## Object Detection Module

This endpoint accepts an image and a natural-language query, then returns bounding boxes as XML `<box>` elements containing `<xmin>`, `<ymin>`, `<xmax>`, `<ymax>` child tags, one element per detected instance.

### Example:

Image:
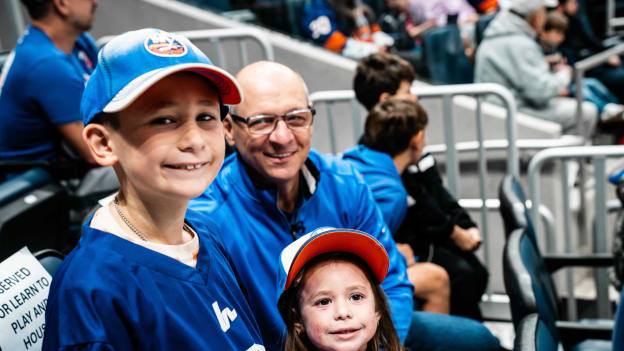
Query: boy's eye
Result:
<box><xmin>350</xmin><ymin>293</ymin><xmax>364</xmax><ymax>301</ymax></box>
<box><xmin>197</xmin><ymin>113</ymin><xmax>217</xmax><ymax>122</ymax></box>
<box><xmin>150</xmin><ymin>117</ymin><xmax>175</xmax><ymax>125</ymax></box>
<box><xmin>315</xmin><ymin>298</ymin><xmax>331</xmax><ymax>306</ymax></box>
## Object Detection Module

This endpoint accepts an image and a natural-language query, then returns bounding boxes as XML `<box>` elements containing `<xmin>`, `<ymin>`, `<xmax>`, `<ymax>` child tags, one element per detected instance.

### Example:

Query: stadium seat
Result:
<box><xmin>33</xmin><ymin>249</ymin><xmax>65</xmax><ymax>277</ymax></box>
<box><xmin>498</xmin><ymin>175</ymin><xmax>535</xmax><ymax>239</ymax></box>
<box><xmin>422</xmin><ymin>24</ymin><xmax>474</xmax><ymax>85</ymax></box>
<box><xmin>0</xmin><ymin>168</ymin><xmax>69</xmax><ymax>261</ymax></box>
<box><xmin>514</xmin><ymin>313</ymin><xmax>557</xmax><ymax>351</ymax></box>
<box><xmin>503</xmin><ymin>228</ymin><xmax>613</xmax><ymax>350</ymax></box>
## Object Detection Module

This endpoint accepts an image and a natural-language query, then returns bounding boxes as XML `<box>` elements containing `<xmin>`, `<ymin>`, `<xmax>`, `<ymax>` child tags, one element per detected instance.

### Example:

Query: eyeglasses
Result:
<box><xmin>230</xmin><ymin>108</ymin><xmax>316</xmax><ymax>135</ymax></box>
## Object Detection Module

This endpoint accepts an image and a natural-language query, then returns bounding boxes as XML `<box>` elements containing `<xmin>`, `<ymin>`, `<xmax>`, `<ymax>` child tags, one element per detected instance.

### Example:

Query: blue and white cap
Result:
<box><xmin>81</xmin><ymin>28</ymin><xmax>242</xmax><ymax>124</ymax></box>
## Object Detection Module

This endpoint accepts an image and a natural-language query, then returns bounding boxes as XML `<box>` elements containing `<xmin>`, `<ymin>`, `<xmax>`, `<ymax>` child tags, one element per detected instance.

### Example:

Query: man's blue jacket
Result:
<box><xmin>188</xmin><ymin>150</ymin><xmax>414</xmax><ymax>349</ymax></box>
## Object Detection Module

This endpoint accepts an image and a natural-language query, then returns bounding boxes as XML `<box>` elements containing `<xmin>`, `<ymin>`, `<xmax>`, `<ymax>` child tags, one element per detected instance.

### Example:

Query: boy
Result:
<box><xmin>539</xmin><ymin>10</ymin><xmax>624</xmax><ymax>122</ymax></box>
<box><xmin>43</xmin><ymin>28</ymin><xmax>264</xmax><ymax>350</ymax></box>
<box><xmin>351</xmin><ymin>53</ymin><xmax>488</xmax><ymax>320</ymax></box>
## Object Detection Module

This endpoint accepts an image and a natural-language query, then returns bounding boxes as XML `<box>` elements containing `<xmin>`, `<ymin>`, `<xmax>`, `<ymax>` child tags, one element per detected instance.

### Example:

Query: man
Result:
<box><xmin>352</xmin><ymin>52</ymin><xmax>488</xmax><ymax>321</ymax></box>
<box><xmin>0</xmin><ymin>0</ymin><xmax>98</xmax><ymax>164</ymax></box>
<box><xmin>474</xmin><ymin>0</ymin><xmax>597</xmax><ymax>134</ymax></box>
<box><xmin>189</xmin><ymin>61</ymin><xmax>500</xmax><ymax>350</ymax></box>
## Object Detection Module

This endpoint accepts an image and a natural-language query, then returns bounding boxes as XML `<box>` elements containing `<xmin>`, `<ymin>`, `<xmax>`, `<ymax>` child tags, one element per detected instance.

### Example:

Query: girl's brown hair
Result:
<box><xmin>278</xmin><ymin>252</ymin><xmax>403</xmax><ymax>351</ymax></box>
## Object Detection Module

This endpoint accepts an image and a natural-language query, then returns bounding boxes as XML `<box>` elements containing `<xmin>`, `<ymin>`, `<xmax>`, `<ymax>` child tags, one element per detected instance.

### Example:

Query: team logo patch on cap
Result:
<box><xmin>144</xmin><ymin>33</ymin><xmax>187</xmax><ymax>57</ymax></box>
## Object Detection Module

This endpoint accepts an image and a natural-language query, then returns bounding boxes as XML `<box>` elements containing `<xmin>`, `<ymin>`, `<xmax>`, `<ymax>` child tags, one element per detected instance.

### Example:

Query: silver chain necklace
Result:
<box><xmin>113</xmin><ymin>196</ymin><xmax>192</xmax><ymax>242</ymax></box>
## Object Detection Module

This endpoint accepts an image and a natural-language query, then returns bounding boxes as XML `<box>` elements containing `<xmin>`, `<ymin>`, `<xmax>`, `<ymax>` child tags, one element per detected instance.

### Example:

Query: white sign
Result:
<box><xmin>0</xmin><ymin>247</ymin><xmax>53</xmax><ymax>351</ymax></box>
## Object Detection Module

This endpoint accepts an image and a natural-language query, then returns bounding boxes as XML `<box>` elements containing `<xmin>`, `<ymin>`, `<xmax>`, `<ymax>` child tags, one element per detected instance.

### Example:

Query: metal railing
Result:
<box><xmin>607</xmin><ymin>0</ymin><xmax>624</xmax><ymax>36</ymax></box>
<box><xmin>528</xmin><ymin>145</ymin><xmax>624</xmax><ymax>319</ymax></box>
<box><xmin>97</xmin><ymin>27</ymin><xmax>274</xmax><ymax>68</ymax></box>
<box><xmin>5</xmin><ymin>0</ymin><xmax>25</xmax><ymax>44</ymax></box>
<box><xmin>311</xmin><ymin>84</ymin><xmax>524</xmax><ymax>297</ymax></box>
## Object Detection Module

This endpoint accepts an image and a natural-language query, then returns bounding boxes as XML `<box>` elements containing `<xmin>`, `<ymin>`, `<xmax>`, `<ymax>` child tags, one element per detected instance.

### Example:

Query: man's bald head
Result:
<box><xmin>234</xmin><ymin>61</ymin><xmax>308</xmax><ymax>115</ymax></box>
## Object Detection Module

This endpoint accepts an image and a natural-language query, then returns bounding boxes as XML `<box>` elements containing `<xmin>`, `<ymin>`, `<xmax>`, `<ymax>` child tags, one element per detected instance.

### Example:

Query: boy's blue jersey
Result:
<box><xmin>43</xmin><ymin>211</ymin><xmax>264</xmax><ymax>350</ymax></box>
<box><xmin>0</xmin><ymin>26</ymin><xmax>97</xmax><ymax>161</ymax></box>
<box><xmin>342</xmin><ymin>145</ymin><xmax>408</xmax><ymax>235</ymax></box>
<box><xmin>188</xmin><ymin>150</ymin><xmax>414</xmax><ymax>349</ymax></box>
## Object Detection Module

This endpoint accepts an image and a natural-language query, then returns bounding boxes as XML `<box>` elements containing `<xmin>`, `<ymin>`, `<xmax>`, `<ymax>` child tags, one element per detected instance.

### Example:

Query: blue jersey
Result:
<box><xmin>0</xmin><ymin>26</ymin><xmax>97</xmax><ymax>161</ymax></box>
<box><xmin>342</xmin><ymin>145</ymin><xmax>408</xmax><ymax>235</ymax></box>
<box><xmin>43</xmin><ymin>211</ymin><xmax>264</xmax><ymax>350</ymax></box>
<box><xmin>188</xmin><ymin>150</ymin><xmax>414</xmax><ymax>349</ymax></box>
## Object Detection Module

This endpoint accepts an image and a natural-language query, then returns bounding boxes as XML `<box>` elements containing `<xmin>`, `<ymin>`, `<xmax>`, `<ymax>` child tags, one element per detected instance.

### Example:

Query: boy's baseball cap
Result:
<box><xmin>280</xmin><ymin>227</ymin><xmax>389</xmax><ymax>290</ymax></box>
<box><xmin>81</xmin><ymin>28</ymin><xmax>242</xmax><ymax>124</ymax></box>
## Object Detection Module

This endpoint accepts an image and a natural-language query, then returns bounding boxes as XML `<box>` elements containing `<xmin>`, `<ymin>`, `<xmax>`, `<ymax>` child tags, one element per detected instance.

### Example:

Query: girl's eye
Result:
<box><xmin>315</xmin><ymin>298</ymin><xmax>331</xmax><ymax>306</ymax></box>
<box><xmin>150</xmin><ymin>117</ymin><xmax>174</xmax><ymax>125</ymax></box>
<box><xmin>350</xmin><ymin>293</ymin><xmax>364</xmax><ymax>301</ymax></box>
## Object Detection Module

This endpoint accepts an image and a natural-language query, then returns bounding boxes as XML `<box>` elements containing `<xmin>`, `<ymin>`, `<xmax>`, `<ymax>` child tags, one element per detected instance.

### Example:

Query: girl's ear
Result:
<box><xmin>83</xmin><ymin>124</ymin><xmax>118</xmax><ymax>167</ymax></box>
<box><xmin>292</xmin><ymin>307</ymin><xmax>305</xmax><ymax>334</ymax></box>
<box><xmin>294</xmin><ymin>322</ymin><xmax>304</xmax><ymax>335</ymax></box>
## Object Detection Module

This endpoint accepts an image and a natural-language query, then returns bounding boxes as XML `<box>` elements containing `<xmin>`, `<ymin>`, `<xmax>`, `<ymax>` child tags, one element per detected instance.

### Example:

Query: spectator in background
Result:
<box><xmin>467</xmin><ymin>0</ymin><xmax>498</xmax><ymax>14</ymax></box>
<box><xmin>475</xmin><ymin>0</ymin><xmax>598</xmax><ymax>134</ymax></box>
<box><xmin>352</xmin><ymin>53</ymin><xmax>490</xmax><ymax>321</ymax></box>
<box><xmin>302</xmin><ymin>0</ymin><xmax>394</xmax><ymax>59</ymax></box>
<box><xmin>556</xmin><ymin>0</ymin><xmax>624</xmax><ymax>105</ymax></box>
<box><xmin>342</xmin><ymin>98</ymin><xmax>451</xmax><ymax>315</ymax></box>
<box><xmin>0</xmin><ymin>0</ymin><xmax>98</xmax><ymax>165</ymax></box>
<box><xmin>540</xmin><ymin>11</ymin><xmax>624</xmax><ymax>123</ymax></box>
<box><xmin>408</xmin><ymin>0</ymin><xmax>479</xmax><ymax>28</ymax></box>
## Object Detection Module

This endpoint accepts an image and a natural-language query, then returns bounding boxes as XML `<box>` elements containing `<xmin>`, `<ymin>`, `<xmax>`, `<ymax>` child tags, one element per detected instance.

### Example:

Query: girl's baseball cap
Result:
<box><xmin>280</xmin><ymin>227</ymin><xmax>389</xmax><ymax>290</ymax></box>
<box><xmin>81</xmin><ymin>28</ymin><xmax>242</xmax><ymax>124</ymax></box>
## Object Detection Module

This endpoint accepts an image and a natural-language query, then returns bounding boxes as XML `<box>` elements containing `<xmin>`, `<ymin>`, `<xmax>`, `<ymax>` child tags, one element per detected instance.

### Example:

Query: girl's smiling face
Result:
<box><xmin>297</xmin><ymin>259</ymin><xmax>380</xmax><ymax>351</ymax></box>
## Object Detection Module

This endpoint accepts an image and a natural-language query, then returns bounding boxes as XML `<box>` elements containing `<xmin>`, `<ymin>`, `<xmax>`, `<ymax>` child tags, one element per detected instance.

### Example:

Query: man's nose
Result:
<box><xmin>268</xmin><ymin>119</ymin><xmax>294</xmax><ymax>144</ymax></box>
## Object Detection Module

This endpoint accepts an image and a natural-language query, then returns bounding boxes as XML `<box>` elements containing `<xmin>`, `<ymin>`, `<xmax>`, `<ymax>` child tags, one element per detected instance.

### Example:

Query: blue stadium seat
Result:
<box><xmin>514</xmin><ymin>313</ymin><xmax>557</xmax><ymax>351</ymax></box>
<box><xmin>33</xmin><ymin>249</ymin><xmax>65</xmax><ymax>277</ymax></box>
<box><xmin>498</xmin><ymin>175</ymin><xmax>537</xmax><ymax>240</ymax></box>
<box><xmin>504</xmin><ymin>228</ymin><xmax>612</xmax><ymax>350</ymax></box>
<box><xmin>0</xmin><ymin>168</ymin><xmax>69</xmax><ymax>260</ymax></box>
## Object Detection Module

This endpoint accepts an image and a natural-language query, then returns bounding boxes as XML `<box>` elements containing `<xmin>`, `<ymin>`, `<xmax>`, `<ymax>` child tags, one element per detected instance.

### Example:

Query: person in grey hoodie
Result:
<box><xmin>474</xmin><ymin>0</ymin><xmax>597</xmax><ymax>135</ymax></box>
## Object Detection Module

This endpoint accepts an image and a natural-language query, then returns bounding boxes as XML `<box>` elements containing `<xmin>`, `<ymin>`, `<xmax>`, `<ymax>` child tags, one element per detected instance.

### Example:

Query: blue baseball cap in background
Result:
<box><xmin>81</xmin><ymin>28</ymin><xmax>242</xmax><ymax>124</ymax></box>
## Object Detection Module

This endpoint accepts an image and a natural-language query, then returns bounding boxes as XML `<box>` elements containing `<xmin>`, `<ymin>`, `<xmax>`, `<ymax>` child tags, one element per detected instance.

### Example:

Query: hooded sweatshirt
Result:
<box><xmin>474</xmin><ymin>10</ymin><xmax>571</xmax><ymax>117</ymax></box>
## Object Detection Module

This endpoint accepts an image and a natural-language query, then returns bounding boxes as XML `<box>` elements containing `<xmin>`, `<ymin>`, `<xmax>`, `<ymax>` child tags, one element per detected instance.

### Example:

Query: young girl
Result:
<box><xmin>278</xmin><ymin>227</ymin><xmax>402</xmax><ymax>351</ymax></box>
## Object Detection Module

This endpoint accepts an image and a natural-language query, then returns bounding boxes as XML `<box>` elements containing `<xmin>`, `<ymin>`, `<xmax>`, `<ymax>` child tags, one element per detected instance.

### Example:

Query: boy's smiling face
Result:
<box><xmin>109</xmin><ymin>72</ymin><xmax>225</xmax><ymax>201</ymax></box>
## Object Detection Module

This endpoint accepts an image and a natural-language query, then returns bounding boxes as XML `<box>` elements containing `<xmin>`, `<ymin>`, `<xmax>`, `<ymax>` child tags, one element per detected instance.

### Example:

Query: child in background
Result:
<box><xmin>539</xmin><ymin>11</ymin><xmax>624</xmax><ymax>122</ymax></box>
<box><xmin>43</xmin><ymin>28</ymin><xmax>264</xmax><ymax>350</ymax></box>
<box><xmin>278</xmin><ymin>227</ymin><xmax>402</xmax><ymax>351</ymax></box>
<box><xmin>302</xmin><ymin>0</ymin><xmax>394</xmax><ymax>59</ymax></box>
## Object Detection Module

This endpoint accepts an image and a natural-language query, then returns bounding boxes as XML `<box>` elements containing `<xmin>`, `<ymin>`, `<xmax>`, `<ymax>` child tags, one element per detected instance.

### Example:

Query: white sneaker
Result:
<box><xmin>600</xmin><ymin>103</ymin><xmax>624</xmax><ymax>123</ymax></box>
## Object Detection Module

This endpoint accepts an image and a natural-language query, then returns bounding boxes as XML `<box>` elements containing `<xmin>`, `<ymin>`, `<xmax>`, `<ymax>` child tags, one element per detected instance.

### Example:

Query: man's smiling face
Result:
<box><xmin>225</xmin><ymin>64</ymin><xmax>312</xmax><ymax>186</ymax></box>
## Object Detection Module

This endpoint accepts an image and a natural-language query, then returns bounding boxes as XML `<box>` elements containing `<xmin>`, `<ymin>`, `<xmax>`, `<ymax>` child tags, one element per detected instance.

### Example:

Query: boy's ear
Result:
<box><xmin>379</xmin><ymin>92</ymin><xmax>391</xmax><ymax>103</ymax></box>
<box><xmin>82</xmin><ymin>124</ymin><xmax>118</xmax><ymax>167</ymax></box>
<box><xmin>410</xmin><ymin>130</ymin><xmax>424</xmax><ymax>148</ymax></box>
<box><xmin>223</xmin><ymin>117</ymin><xmax>236</xmax><ymax>146</ymax></box>
<box><xmin>52</xmin><ymin>0</ymin><xmax>70</xmax><ymax>16</ymax></box>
